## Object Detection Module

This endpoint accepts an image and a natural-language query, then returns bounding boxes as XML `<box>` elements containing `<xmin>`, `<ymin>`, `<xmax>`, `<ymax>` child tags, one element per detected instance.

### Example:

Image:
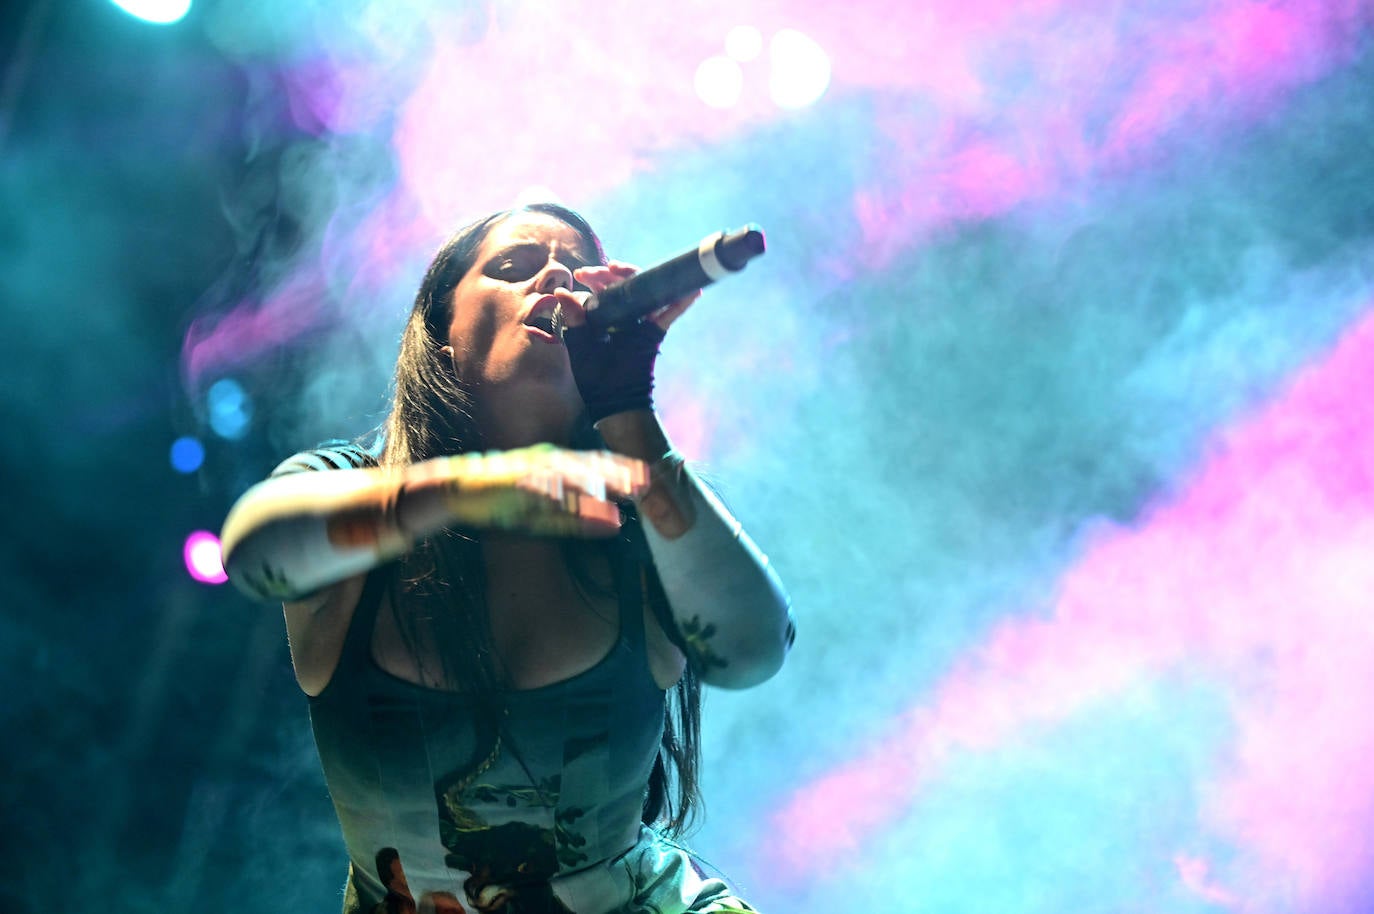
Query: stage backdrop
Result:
<box><xmin>3</xmin><ymin>0</ymin><xmax>1373</xmax><ymax>910</ymax></box>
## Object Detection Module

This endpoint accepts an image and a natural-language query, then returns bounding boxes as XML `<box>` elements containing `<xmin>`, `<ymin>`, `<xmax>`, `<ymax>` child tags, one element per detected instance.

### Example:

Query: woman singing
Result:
<box><xmin>220</xmin><ymin>203</ymin><xmax>794</xmax><ymax>913</ymax></box>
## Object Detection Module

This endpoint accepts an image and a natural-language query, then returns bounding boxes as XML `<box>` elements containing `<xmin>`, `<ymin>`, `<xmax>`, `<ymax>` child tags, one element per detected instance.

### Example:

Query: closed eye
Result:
<box><xmin>488</xmin><ymin>250</ymin><xmax>539</xmax><ymax>281</ymax></box>
<box><xmin>485</xmin><ymin>243</ymin><xmax>593</xmax><ymax>284</ymax></box>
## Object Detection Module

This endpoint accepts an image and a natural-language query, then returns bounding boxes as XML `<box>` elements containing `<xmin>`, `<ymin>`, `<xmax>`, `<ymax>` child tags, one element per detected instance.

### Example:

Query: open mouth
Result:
<box><xmin>526</xmin><ymin>314</ymin><xmax>558</xmax><ymax>335</ymax></box>
<box><xmin>523</xmin><ymin>297</ymin><xmax>564</xmax><ymax>340</ymax></box>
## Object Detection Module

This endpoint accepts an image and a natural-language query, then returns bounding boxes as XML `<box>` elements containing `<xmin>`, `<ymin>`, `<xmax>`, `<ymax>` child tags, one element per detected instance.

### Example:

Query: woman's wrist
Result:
<box><xmin>637</xmin><ymin>450</ymin><xmax>695</xmax><ymax>539</ymax></box>
<box><xmin>592</xmin><ymin>409</ymin><xmax>670</xmax><ymax>460</ymax></box>
<box><xmin>593</xmin><ymin>410</ymin><xmax>695</xmax><ymax>538</ymax></box>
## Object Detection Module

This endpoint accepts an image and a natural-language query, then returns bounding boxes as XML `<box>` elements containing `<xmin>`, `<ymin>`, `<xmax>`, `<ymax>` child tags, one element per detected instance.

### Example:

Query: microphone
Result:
<box><xmin>584</xmin><ymin>225</ymin><xmax>766</xmax><ymax>329</ymax></box>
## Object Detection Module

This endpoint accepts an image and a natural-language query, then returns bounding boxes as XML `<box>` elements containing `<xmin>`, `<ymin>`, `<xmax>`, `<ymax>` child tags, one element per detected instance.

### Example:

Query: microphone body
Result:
<box><xmin>585</xmin><ymin>225</ymin><xmax>766</xmax><ymax>329</ymax></box>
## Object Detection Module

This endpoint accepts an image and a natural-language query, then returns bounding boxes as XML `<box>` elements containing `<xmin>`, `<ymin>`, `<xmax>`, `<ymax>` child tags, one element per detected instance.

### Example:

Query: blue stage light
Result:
<box><xmin>207</xmin><ymin>378</ymin><xmax>252</xmax><ymax>440</ymax></box>
<box><xmin>169</xmin><ymin>436</ymin><xmax>205</xmax><ymax>473</ymax></box>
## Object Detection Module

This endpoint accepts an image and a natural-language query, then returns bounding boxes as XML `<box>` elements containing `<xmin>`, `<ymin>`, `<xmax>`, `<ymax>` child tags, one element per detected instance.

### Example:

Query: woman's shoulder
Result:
<box><xmin>266</xmin><ymin>438</ymin><xmax>384</xmax><ymax>696</ymax></box>
<box><xmin>270</xmin><ymin>439</ymin><xmax>383</xmax><ymax>477</ymax></box>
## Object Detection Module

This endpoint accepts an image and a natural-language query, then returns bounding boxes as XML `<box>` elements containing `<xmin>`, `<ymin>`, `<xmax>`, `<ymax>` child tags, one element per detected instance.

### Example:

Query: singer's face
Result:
<box><xmin>445</xmin><ymin>212</ymin><xmax>597</xmax><ymax>411</ymax></box>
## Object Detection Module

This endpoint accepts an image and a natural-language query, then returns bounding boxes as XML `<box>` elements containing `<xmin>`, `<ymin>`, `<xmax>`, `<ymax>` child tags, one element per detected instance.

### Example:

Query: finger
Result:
<box><xmin>541</xmin><ymin>450</ymin><xmax>646</xmax><ymax>501</ymax></box>
<box><xmin>574</xmin><ymin>494</ymin><xmax>623</xmax><ymax>537</ymax></box>
<box><xmin>557</xmin><ymin>457</ymin><xmax>607</xmax><ymax>501</ymax></box>
<box><xmin>552</xmin><ymin>288</ymin><xmax>591</xmax><ymax>328</ymax></box>
<box><xmin>572</xmin><ymin>266</ymin><xmax>620</xmax><ymax>294</ymax></box>
<box><xmin>570</xmin><ymin>451</ymin><xmax>648</xmax><ymax>500</ymax></box>
<box><xmin>574</xmin><ymin>262</ymin><xmax>638</xmax><ymax>293</ymax></box>
<box><xmin>603</xmin><ymin>453</ymin><xmax>650</xmax><ymax>498</ymax></box>
<box><xmin>509</xmin><ymin>480</ymin><xmax>621</xmax><ymax>538</ymax></box>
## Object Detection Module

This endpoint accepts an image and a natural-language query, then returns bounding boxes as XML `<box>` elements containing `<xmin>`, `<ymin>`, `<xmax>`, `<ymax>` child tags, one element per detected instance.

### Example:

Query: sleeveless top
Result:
<box><xmin>278</xmin><ymin>446</ymin><xmax>752</xmax><ymax>914</ymax></box>
<box><xmin>312</xmin><ymin>560</ymin><xmax>672</xmax><ymax>912</ymax></box>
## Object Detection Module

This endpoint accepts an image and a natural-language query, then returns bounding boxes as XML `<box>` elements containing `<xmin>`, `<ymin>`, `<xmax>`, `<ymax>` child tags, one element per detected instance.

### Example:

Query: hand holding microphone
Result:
<box><xmin>584</xmin><ymin>224</ymin><xmax>766</xmax><ymax>329</ymax></box>
<box><xmin>555</xmin><ymin>225</ymin><xmax>767</xmax><ymax>422</ymax></box>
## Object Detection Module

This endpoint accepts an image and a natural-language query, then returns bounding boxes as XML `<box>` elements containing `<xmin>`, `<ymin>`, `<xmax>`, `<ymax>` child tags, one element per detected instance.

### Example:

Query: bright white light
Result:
<box><xmin>513</xmin><ymin>185</ymin><xmax>563</xmax><ymax>208</ymax></box>
<box><xmin>110</xmin><ymin>0</ymin><xmax>192</xmax><ymax>25</ymax></box>
<box><xmin>725</xmin><ymin>25</ymin><xmax>763</xmax><ymax>62</ymax></box>
<box><xmin>184</xmin><ymin>531</ymin><xmax>228</xmax><ymax>585</ymax></box>
<box><xmin>695</xmin><ymin>56</ymin><xmax>744</xmax><ymax>110</ymax></box>
<box><xmin>769</xmin><ymin>29</ymin><xmax>831</xmax><ymax>109</ymax></box>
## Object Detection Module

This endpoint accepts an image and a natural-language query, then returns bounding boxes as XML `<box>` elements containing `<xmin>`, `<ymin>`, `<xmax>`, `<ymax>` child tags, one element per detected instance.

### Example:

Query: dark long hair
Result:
<box><xmin>378</xmin><ymin>202</ymin><xmax>703</xmax><ymax>835</ymax></box>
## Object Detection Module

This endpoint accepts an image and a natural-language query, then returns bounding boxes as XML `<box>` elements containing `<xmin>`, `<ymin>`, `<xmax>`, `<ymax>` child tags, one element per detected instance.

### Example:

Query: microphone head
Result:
<box><xmin>718</xmin><ymin>224</ymin><xmax>766</xmax><ymax>270</ymax></box>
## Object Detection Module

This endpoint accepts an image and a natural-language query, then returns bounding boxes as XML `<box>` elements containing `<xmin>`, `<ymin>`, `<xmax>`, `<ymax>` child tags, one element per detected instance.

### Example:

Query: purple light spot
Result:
<box><xmin>183</xmin><ymin>531</ymin><xmax>228</xmax><ymax>585</ymax></box>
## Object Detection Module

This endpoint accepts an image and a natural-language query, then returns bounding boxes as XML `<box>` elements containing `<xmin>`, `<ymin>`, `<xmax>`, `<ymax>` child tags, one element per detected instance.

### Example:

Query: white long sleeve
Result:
<box><xmin>640</xmin><ymin>473</ymin><xmax>795</xmax><ymax>689</ymax></box>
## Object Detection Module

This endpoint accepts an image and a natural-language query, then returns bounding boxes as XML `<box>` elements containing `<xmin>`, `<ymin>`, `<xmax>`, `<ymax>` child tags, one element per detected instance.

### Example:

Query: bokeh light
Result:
<box><xmin>768</xmin><ymin>28</ymin><xmax>831</xmax><ymax>109</ymax></box>
<box><xmin>169</xmin><ymin>435</ymin><xmax>205</xmax><ymax>474</ymax></box>
<box><xmin>725</xmin><ymin>25</ymin><xmax>764</xmax><ymax>62</ymax></box>
<box><xmin>695</xmin><ymin>55</ymin><xmax>745</xmax><ymax>109</ymax></box>
<box><xmin>182</xmin><ymin>531</ymin><xmax>228</xmax><ymax>584</ymax></box>
<box><xmin>206</xmin><ymin>378</ymin><xmax>251</xmax><ymax>440</ymax></box>
<box><xmin>512</xmin><ymin>184</ymin><xmax>564</xmax><ymax>208</ymax></box>
<box><xmin>109</xmin><ymin>0</ymin><xmax>192</xmax><ymax>25</ymax></box>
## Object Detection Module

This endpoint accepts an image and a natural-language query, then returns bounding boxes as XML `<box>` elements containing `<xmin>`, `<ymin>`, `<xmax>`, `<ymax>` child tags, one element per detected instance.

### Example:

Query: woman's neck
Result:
<box><xmin>471</xmin><ymin>386</ymin><xmax>581</xmax><ymax>451</ymax></box>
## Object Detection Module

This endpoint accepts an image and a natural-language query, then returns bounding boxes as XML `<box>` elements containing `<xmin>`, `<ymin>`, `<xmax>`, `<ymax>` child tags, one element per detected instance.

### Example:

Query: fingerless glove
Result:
<box><xmin>563</xmin><ymin>320</ymin><xmax>665</xmax><ymax>423</ymax></box>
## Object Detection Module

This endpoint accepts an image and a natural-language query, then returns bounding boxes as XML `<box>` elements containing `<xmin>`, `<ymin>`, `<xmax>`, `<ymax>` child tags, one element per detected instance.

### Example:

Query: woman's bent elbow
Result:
<box><xmin>697</xmin><ymin>614</ymin><xmax>795</xmax><ymax>690</ymax></box>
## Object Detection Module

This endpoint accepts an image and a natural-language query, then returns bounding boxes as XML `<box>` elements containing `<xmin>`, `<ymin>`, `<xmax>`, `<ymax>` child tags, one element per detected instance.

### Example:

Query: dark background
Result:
<box><xmin>1</xmin><ymin>1</ymin><xmax>346</xmax><ymax>906</ymax></box>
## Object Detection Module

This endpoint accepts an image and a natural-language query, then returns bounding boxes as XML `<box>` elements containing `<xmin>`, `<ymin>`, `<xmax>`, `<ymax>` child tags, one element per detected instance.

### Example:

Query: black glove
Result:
<box><xmin>562</xmin><ymin>320</ymin><xmax>665</xmax><ymax>423</ymax></box>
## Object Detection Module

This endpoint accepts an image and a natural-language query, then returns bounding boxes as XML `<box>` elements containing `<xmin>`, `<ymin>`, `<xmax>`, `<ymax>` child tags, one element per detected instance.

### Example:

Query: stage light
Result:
<box><xmin>513</xmin><ymin>185</ymin><xmax>562</xmax><ymax>207</ymax></box>
<box><xmin>695</xmin><ymin>55</ymin><xmax>744</xmax><ymax>109</ymax></box>
<box><xmin>725</xmin><ymin>25</ymin><xmax>763</xmax><ymax>62</ymax></box>
<box><xmin>769</xmin><ymin>29</ymin><xmax>831</xmax><ymax>109</ymax></box>
<box><xmin>183</xmin><ymin>531</ymin><xmax>228</xmax><ymax>585</ymax></box>
<box><xmin>207</xmin><ymin>378</ymin><xmax>252</xmax><ymax>440</ymax></box>
<box><xmin>109</xmin><ymin>0</ymin><xmax>191</xmax><ymax>25</ymax></box>
<box><xmin>169</xmin><ymin>436</ymin><xmax>205</xmax><ymax>474</ymax></box>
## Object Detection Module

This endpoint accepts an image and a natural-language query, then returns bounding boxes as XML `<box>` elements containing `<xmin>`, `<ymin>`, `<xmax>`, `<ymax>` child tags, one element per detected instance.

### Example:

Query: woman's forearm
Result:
<box><xmin>221</xmin><ymin>465</ymin><xmax>417</xmax><ymax>602</ymax></box>
<box><xmin>596</xmin><ymin>410</ymin><xmax>796</xmax><ymax>689</ymax></box>
<box><xmin>221</xmin><ymin>448</ymin><xmax>638</xmax><ymax>602</ymax></box>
